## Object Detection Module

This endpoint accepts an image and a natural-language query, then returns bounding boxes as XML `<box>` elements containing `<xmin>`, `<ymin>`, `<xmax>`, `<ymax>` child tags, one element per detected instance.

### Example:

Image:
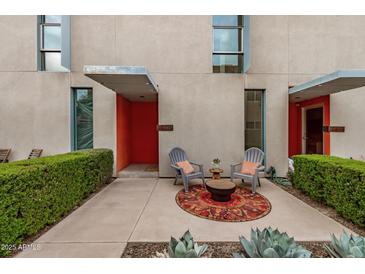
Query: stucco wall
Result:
<box><xmin>286</xmin><ymin>15</ymin><xmax>365</xmax><ymax>162</ymax></box>
<box><xmin>71</xmin><ymin>16</ymin><xmax>118</xmax><ymax>72</ymax></box>
<box><xmin>0</xmin><ymin>72</ymin><xmax>71</xmax><ymax>161</ymax></box>
<box><xmin>2</xmin><ymin>15</ymin><xmax>365</xmax><ymax>176</ymax></box>
<box><xmin>246</xmin><ymin>16</ymin><xmax>290</xmax><ymax>176</ymax></box>
<box><xmin>0</xmin><ymin>16</ymin><xmax>36</xmax><ymax>71</ymax></box>
<box><xmin>330</xmin><ymin>87</ymin><xmax>365</xmax><ymax>161</ymax></box>
<box><xmin>248</xmin><ymin>15</ymin><xmax>365</xmax><ymax>174</ymax></box>
<box><xmin>288</xmin><ymin>16</ymin><xmax>365</xmax><ymax>74</ymax></box>
<box><xmin>245</xmin><ymin>74</ymin><xmax>289</xmax><ymax>176</ymax></box>
<box><xmin>71</xmin><ymin>15</ymin><xmax>246</xmax><ymax>176</ymax></box>
<box><xmin>71</xmin><ymin>15</ymin><xmax>212</xmax><ymax>73</ymax></box>
<box><xmin>70</xmin><ymin>73</ymin><xmax>117</xmax><ymax>170</ymax></box>
<box><xmin>156</xmin><ymin>73</ymin><xmax>245</xmax><ymax>177</ymax></box>
<box><xmin>0</xmin><ymin>16</ymin><xmax>117</xmax><ymax>167</ymax></box>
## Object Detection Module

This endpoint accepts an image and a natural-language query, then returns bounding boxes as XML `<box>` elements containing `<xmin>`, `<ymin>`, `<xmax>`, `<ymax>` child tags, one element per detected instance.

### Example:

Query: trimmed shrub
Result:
<box><xmin>292</xmin><ymin>154</ymin><xmax>365</xmax><ymax>227</ymax></box>
<box><xmin>0</xmin><ymin>149</ymin><xmax>113</xmax><ymax>256</ymax></box>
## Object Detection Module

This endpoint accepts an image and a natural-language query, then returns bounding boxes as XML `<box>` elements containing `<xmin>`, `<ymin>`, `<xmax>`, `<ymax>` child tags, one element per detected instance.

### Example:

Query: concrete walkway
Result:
<box><xmin>17</xmin><ymin>178</ymin><xmax>352</xmax><ymax>258</ymax></box>
<box><xmin>118</xmin><ymin>164</ymin><xmax>158</xmax><ymax>178</ymax></box>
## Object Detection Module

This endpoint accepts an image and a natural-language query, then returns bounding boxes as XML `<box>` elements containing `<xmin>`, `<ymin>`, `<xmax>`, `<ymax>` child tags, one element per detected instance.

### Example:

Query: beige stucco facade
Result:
<box><xmin>286</xmin><ymin>16</ymin><xmax>365</xmax><ymax>162</ymax></box>
<box><xmin>0</xmin><ymin>15</ymin><xmax>365</xmax><ymax>177</ymax></box>
<box><xmin>248</xmin><ymin>16</ymin><xmax>365</xmax><ymax>173</ymax></box>
<box><xmin>331</xmin><ymin>88</ymin><xmax>365</xmax><ymax>161</ymax></box>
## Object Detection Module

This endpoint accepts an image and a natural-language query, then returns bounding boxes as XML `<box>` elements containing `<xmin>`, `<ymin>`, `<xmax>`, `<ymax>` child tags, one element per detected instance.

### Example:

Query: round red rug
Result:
<box><xmin>175</xmin><ymin>185</ymin><xmax>271</xmax><ymax>222</ymax></box>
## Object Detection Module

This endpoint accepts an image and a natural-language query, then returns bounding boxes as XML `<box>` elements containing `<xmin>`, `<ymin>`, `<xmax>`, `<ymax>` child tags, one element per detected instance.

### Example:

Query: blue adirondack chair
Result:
<box><xmin>169</xmin><ymin>147</ymin><xmax>205</xmax><ymax>192</ymax></box>
<box><xmin>230</xmin><ymin>147</ymin><xmax>265</xmax><ymax>194</ymax></box>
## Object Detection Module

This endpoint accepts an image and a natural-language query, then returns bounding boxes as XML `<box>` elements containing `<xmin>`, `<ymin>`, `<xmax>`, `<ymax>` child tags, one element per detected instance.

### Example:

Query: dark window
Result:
<box><xmin>213</xmin><ymin>15</ymin><xmax>243</xmax><ymax>73</ymax></box>
<box><xmin>245</xmin><ymin>90</ymin><xmax>265</xmax><ymax>151</ymax></box>
<box><xmin>39</xmin><ymin>15</ymin><xmax>64</xmax><ymax>71</ymax></box>
<box><xmin>72</xmin><ymin>88</ymin><xmax>94</xmax><ymax>150</ymax></box>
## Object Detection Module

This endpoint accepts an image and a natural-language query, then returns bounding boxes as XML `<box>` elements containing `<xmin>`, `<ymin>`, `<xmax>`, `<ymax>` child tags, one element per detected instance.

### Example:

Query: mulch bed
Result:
<box><xmin>122</xmin><ymin>241</ymin><xmax>330</xmax><ymax>258</ymax></box>
<box><xmin>274</xmin><ymin>182</ymin><xmax>365</xmax><ymax>237</ymax></box>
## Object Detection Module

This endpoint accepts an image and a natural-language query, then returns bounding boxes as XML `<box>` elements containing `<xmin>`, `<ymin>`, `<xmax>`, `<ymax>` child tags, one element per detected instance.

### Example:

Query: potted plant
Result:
<box><xmin>211</xmin><ymin>158</ymin><xmax>221</xmax><ymax>169</ymax></box>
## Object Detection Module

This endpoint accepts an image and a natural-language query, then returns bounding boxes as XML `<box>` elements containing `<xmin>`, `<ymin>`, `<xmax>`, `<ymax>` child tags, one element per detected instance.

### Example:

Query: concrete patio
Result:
<box><xmin>17</xmin><ymin>178</ymin><xmax>352</xmax><ymax>258</ymax></box>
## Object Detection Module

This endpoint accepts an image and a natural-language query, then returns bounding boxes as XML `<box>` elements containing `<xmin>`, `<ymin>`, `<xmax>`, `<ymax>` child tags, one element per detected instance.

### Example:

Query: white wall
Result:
<box><xmin>0</xmin><ymin>72</ymin><xmax>71</xmax><ymax>161</ymax></box>
<box><xmin>330</xmin><ymin>87</ymin><xmax>365</xmax><ymax>161</ymax></box>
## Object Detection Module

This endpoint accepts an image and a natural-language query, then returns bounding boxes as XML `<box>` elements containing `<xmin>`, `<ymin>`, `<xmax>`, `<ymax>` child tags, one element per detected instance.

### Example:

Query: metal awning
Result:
<box><xmin>289</xmin><ymin>69</ymin><xmax>365</xmax><ymax>102</ymax></box>
<box><xmin>84</xmin><ymin>65</ymin><xmax>158</xmax><ymax>102</ymax></box>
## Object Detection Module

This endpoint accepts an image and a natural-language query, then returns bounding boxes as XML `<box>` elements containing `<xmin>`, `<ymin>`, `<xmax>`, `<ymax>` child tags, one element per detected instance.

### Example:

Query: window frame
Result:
<box><xmin>39</xmin><ymin>15</ymin><xmax>62</xmax><ymax>71</ymax></box>
<box><xmin>212</xmin><ymin>16</ymin><xmax>244</xmax><ymax>73</ymax></box>
<box><xmin>71</xmin><ymin>87</ymin><xmax>94</xmax><ymax>151</ymax></box>
<box><xmin>244</xmin><ymin>89</ymin><xmax>266</xmax><ymax>158</ymax></box>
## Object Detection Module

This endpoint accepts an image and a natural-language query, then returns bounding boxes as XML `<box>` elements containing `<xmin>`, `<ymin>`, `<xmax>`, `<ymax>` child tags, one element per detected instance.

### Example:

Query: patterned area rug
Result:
<box><xmin>175</xmin><ymin>185</ymin><xmax>271</xmax><ymax>222</ymax></box>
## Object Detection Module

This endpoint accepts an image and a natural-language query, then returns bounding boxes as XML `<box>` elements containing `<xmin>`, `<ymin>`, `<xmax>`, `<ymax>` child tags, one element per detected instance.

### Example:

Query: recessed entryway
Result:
<box><xmin>116</xmin><ymin>95</ymin><xmax>159</xmax><ymax>176</ymax></box>
<box><xmin>288</xmin><ymin>95</ymin><xmax>330</xmax><ymax>157</ymax></box>
<box><xmin>303</xmin><ymin>107</ymin><xmax>324</xmax><ymax>154</ymax></box>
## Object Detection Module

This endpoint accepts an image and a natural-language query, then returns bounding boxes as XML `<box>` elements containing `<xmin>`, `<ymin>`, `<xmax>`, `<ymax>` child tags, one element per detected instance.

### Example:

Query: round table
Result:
<box><xmin>206</xmin><ymin>180</ymin><xmax>236</xmax><ymax>202</ymax></box>
<box><xmin>209</xmin><ymin>168</ymin><xmax>224</xmax><ymax>179</ymax></box>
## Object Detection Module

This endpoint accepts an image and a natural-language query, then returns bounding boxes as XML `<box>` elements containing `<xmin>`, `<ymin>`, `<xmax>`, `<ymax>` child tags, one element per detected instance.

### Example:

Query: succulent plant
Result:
<box><xmin>155</xmin><ymin>230</ymin><xmax>208</xmax><ymax>258</ymax></box>
<box><xmin>212</xmin><ymin>158</ymin><xmax>221</xmax><ymax>165</ymax></box>
<box><xmin>324</xmin><ymin>231</ymin><xmax>365</xmax><ymax>258</ymax></box>
<box><xmin>234</xmin><ymin>227</ymin><xmax>311</xmax><ymax>258</ymax></box>
<box><xmin>211</xmin><ymin>158</ymin><xmax>221</xmax><ymax>168</ymax></box>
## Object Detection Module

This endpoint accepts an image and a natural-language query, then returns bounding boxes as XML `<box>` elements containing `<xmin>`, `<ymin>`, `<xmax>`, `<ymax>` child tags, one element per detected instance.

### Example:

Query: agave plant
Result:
<box><xmin>155</xmin><ymin>230</ymin><xmax>208</xmax><ymax>258</ymax></box>
<box><xmin>324</xmin><ymin>231</ymin><xmax>365</xmax><ymax>258</ymax></box>
<box><xmin>234</xmin><ymin>227</ymin><xmax>311</xmax><ymax>258</ymax></box>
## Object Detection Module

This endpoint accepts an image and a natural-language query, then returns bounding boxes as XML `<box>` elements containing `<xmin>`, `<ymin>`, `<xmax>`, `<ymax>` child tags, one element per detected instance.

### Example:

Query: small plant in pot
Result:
<box><xmin>211</xmin><ymin>158</ymin><xmax>221</xmax><ymax>169</ymax></box>
<box><xmin>154</xmin><ymin>230</ymin><xmax>208</xmax><ymax>258</ymax></box>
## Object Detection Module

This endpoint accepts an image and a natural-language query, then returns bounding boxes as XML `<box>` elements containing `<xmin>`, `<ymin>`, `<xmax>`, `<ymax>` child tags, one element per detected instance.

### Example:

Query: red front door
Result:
<box><xmin>289</xmin><ymin>95</ymin><xmax>330</xmax><ymax>157</ymax></box>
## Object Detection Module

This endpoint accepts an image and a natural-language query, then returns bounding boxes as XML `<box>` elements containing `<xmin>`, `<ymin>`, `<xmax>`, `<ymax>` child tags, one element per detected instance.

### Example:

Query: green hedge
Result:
<box><xmin>0</xmin><ymin>149</ymin><xmax>113</xmax><ymax>256</ymax></box>
<box><xmin>292</xmin><ymin>154</ymin><xmax>365</xmax><ymax>227</ymax></box>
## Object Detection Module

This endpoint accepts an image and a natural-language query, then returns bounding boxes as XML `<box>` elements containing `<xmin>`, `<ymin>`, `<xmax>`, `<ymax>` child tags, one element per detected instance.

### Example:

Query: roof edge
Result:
<box><xmin>83</xmin><ymin>65</ymin><xmax>158</xmax><ymax>92</ymax></box>
<box><xmin>289</xmin><ymin>69</ymin><xmax>365</xmax><ymax>95</ymax></box>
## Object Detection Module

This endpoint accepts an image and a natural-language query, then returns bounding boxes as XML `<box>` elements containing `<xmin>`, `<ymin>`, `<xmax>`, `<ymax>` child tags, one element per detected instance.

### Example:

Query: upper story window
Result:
<box><xmin>39</xmin><ymin>15</ymin><xmax>67</xmax><ymax>72</ymax></box>
<box><xmin>212</xmin><ymin>15</ymin><xmax>243</xmax><ymax>73</ymax></box>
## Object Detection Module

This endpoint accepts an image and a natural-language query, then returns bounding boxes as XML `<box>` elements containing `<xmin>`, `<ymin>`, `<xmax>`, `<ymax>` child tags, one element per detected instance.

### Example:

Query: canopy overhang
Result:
<box><xmin>84</xmin><ymin>65</ymin><xmax>158</xmax><ymax>102</ymax></box>
<box><xmin>289</xmin><ymin>69</ymin><xmax>365</xmax><ymax>102</ymax></box>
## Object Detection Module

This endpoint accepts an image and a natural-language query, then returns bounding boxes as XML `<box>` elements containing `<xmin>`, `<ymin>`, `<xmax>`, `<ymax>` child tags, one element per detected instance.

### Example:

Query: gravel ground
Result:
<box><xmin>122</xmin><ymin>241</ymin><xmax>330</xmax><ymax>258</ymax></box>
<box><xmin>275</xmin><ymin>182</ymin><xmax>365</xmax><ymax>237</ymax></box>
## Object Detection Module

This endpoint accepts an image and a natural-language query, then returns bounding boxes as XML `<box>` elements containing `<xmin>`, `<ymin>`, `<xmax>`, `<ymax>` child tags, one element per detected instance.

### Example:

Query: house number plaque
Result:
<box><xmin>157</xmin><ymin>125</ymin><xmax>174</xmax><ymax>131</ymax></box>
<box><xmin>323</xmin><ymin>126</ymin><xmax>345</xmax><ymax>133</ymax></box>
